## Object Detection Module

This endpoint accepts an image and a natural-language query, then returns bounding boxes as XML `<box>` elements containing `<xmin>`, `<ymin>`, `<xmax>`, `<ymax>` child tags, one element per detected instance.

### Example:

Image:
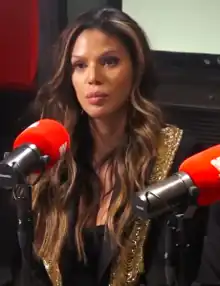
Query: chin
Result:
<box><xmin>85</xmin><ymin>106</ymin><xmax>113</xmax><ymax>119</ymax></box>
<box><xmin>86</xmin><ymin>110</ymin><xmax>109</xmax><ymax>119</ymax></box>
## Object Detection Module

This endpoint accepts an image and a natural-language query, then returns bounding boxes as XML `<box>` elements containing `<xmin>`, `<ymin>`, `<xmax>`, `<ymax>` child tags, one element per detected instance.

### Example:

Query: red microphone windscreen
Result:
<box><xmin>13</xmin><ymin>119</ymin><xmax>70</xmax><ymax>168</ymax></box>
<box><xmin>179</xmin><ymin>145</ymin><xmax>220</xmax><ymax>206</ymax></box>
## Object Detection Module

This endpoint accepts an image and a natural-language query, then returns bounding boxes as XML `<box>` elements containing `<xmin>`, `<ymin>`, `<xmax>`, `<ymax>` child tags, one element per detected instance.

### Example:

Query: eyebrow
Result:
<box><xmin>71</xmin><ymin>49</ymin><xmax>119</xmax><ymax>60</ymax></box>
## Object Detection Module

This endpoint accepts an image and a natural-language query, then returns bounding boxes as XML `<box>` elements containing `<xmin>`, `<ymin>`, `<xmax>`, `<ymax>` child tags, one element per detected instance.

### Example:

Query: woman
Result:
<box><xmin>3</xmin><ymin>6</ymin><xmax>207</xmax><ymax>286</ymax></box>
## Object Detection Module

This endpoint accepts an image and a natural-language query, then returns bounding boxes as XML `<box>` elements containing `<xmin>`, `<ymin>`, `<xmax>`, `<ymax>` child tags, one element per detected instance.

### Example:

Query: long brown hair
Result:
<box><xmin>32</xmin><ymin>7</ymin><xmax>163</xmax><ymax>264</ymax></box>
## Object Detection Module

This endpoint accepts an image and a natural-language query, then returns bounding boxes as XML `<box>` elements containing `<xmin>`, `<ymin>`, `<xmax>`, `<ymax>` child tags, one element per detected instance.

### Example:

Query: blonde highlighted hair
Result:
<box><xmin>32</xmin><ymin>7</ymin><xmax>163</xmax><ymax>265</ymax></box>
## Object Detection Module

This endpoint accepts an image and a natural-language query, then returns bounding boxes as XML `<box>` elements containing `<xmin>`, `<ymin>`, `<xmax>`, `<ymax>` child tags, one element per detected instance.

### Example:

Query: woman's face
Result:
<box><xmin>71</xmin><ymin>28</ymin><xmax>133</xmax><ymax>118</ymax></box>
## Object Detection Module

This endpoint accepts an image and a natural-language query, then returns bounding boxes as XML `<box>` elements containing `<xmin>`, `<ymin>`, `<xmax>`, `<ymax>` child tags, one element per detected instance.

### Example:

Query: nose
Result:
<box><xmin>86</xmin><ymin>63</ymin><xmax>102</xmax><ymax>85</ymax></box>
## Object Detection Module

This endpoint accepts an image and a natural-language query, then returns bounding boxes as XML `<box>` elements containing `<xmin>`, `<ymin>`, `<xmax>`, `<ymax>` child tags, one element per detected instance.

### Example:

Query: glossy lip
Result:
<box><xmin>86</xmin><ymin>91</ymin><xmax>108</xmax><ymax>98</ymax></box>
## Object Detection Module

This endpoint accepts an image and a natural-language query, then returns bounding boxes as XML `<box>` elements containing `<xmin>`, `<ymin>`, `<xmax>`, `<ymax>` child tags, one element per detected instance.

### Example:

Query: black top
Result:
<box><xmin>0</xmin><ymin>130</ymin><xmax>212</xmax><ymax>286</ymax></box>
<box><xmin>60</xmin><ymin>226</ymin><xmax>104</xmax><ymax>286</ymax></box>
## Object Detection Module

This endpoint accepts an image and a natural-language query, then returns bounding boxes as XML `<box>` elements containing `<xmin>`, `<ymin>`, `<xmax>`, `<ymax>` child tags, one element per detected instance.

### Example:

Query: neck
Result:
<box><xmin>90</xmin><ymin>112</ymin><xmax>127</xmax><ymax>164</ymax></box>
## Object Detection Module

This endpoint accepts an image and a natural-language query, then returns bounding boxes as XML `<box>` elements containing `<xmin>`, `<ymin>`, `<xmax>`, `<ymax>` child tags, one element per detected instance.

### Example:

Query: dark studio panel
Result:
<box><xmin>162</xmin><ymin>106</ymin><xmax>220</xmax><ymax>149</ymax></box>
<box><xmin>153</xmin><ymin>51</ymin><xmax>220</xmax><ymax>148</ymax></box>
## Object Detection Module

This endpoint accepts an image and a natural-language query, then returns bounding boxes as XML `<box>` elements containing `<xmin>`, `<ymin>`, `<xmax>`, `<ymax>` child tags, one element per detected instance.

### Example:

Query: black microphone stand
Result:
<box><xmin>135</xmin><ymin>184</ymin><xmax>199</xmax><ymax>286</ymax></box>
<box><xmin>0</xmin><ymin>152</ymin><xmax>49</xmax><ymax>286</ymax></box>
<box><xmin>13</xmin><ymin>182</ymin><xmax>33</xmax><ymax>286</ymax></box>
<box><xmin>164</xmin><ymin>205</ymin><xmax>198</xmax><ymax>286</ymax></box>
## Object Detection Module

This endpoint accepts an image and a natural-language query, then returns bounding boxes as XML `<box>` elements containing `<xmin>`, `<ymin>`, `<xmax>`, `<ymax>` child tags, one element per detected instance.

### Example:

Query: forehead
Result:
<box><xmin>71</xmin><ymin>29</ymin><xmax>128</xmax><ymax>57</ymax></box>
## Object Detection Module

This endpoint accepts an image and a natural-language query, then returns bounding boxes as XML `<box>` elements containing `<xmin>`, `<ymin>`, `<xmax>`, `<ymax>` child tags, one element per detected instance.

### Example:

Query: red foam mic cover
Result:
<box><xmin>13</xmin><ymin>119</ymin><xmax>70</xmax><ymax>168</ymax></box>
<box><xmin>179</xmin><ymin>145</ymin><xmax>220</xmax><ymax>206</ymax></box>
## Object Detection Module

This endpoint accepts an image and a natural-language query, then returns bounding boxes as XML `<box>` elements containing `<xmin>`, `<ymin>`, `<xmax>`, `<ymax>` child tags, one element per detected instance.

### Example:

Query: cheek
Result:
<box><xmin>71</xmin><ymin>74</ymin><xmax>78</xmax><ymax>89</ymax></box>
<box><xmin>110</xmin><ymin>67</ymin><xmax>133</xmax><ymax>96</ymax></box>
<box><xmin>71</xmin><ymin>74</ymin><xmax>82</xmax><ymax>98</ymax></box>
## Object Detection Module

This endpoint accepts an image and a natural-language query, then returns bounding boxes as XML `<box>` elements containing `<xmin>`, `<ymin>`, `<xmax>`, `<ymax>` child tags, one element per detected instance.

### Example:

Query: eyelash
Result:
<box><xmin>72</xmin><ymin>56</ymin><xmax>120</xmax><ymax>70</ymax></box>
<box><xmin>72</xmin><ymin>62</ymin><xmax>86</xmax><ymax>70</ymax></box>
<box><xmin>101</xmin><ymin>56</ymin><xmax>120</xmax><ymax>66</ymax></box>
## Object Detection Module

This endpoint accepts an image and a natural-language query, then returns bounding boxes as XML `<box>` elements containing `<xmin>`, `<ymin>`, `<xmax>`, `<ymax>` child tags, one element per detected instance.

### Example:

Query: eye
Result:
<box><xmin>100</xmin><ymin>56</ymin><xmax>120</xmax><ymax>67</ymax></box>
<box><xmin>72</xmin><ymin>61</ymin><xmax>87</xmax><ymax>71</ymax></box>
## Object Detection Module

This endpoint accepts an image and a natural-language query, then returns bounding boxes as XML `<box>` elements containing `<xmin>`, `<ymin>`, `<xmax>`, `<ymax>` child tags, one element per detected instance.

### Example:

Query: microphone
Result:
<box><xmin>137</xmin><ymin>145</ymin><xmax>220</xmax><ymax>218</ymax></box>
<box><xmin>0</xmin><ymin>119</ymin><xmax>70</xmax><ymax>188</ymax></box>
<box><xmin>0</xmin><ymin>119</ymin><xmax>70</xmax><ymax>286</ymax></box>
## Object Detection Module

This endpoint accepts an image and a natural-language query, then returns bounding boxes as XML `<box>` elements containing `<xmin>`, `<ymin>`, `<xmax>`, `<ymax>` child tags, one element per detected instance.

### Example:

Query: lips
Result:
<box><xmin>86</xmin><ymin>91</ymin><xmax>108</xmax><ymax>99</ymax></box>
<box><xmin>86</xmin><ymin>91</ymin><xmax>108</xmax><ymax>105</ymax></box>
